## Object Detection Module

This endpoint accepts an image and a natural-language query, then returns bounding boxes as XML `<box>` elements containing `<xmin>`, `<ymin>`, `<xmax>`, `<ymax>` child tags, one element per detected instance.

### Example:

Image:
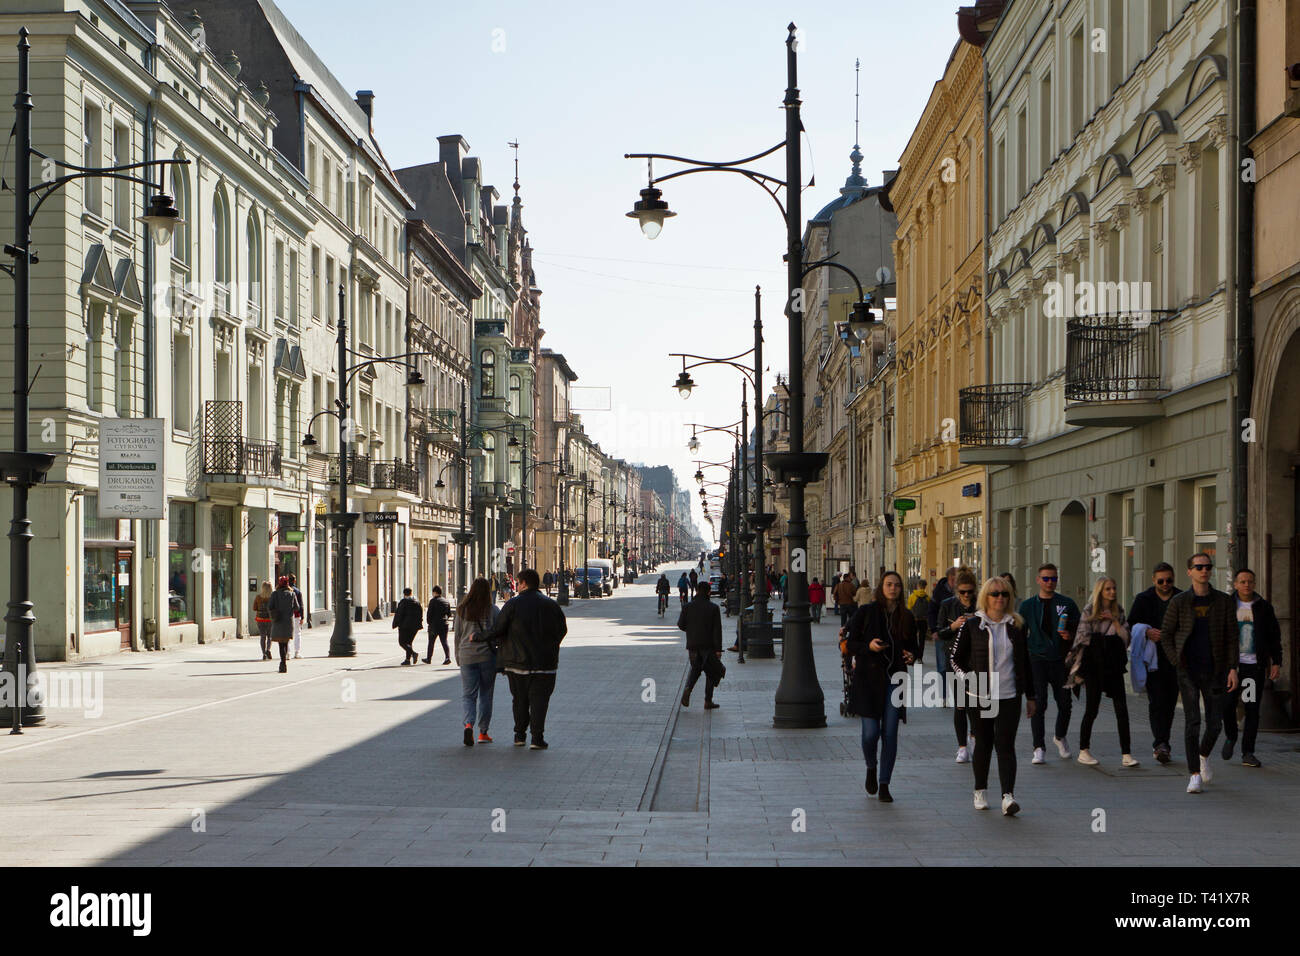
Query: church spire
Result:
<box><xmin>842</xmin><ymin>58</ymin><xmax>867</xmax><ymax>196</ymax></box>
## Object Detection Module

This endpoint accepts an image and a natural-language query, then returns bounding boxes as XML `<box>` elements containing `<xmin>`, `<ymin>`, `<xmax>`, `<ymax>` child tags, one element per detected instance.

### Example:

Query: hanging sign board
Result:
<box><xmin>99</xmin><ymin>418</ymin><xmax>165</xmax><ymax>518</ymax></box>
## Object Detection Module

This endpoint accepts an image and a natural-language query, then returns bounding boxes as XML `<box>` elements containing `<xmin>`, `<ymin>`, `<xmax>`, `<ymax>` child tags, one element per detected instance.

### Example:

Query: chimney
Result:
<box><xmin>438</xmin><ymin>134</ymin><xmax>470</xmax><ymax>202</ymax></box>
<box><xmin>354</xmin><ymin>90</ymin><xmax>375</xmax><ymax>132</ymax></box>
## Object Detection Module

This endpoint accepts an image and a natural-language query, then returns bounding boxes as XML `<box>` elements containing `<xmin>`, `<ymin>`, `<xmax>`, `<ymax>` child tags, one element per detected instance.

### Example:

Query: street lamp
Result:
<box><xmin>674</xmin><ymin>366</ymin><xmax>696</xmax><ymax>399</ymax></box>
<box><xmin>0</xmin><ymin>28</ymin><xmax>189</xmax><ymax>730</ymax></box>
<box><xmin>625</xmin><ymin>166</ymin><xmax>676</xmax><ymax>239</ymax></box>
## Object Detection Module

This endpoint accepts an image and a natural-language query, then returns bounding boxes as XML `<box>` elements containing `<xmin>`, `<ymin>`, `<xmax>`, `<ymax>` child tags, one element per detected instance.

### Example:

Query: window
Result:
<box><xmin>311</xmin><ymin>245</ymin><xmax>321</xmax><ymax>318</ymax></box>
<box><xmin>210</xmin><ymin>506</ymin><xmax>233</xmax><ymax>618</ymax></box>
<box><xmin>1194</xmin><ymin>480</ymin><xmax>1218</xmax><ymax>581</ymax></box>
<box><xmin>1147</xmin><ymin>195</ymin><xmax>1164</xmax><ymax>309</ymax></box>
<box><xmin>115</xmin><ymin>315</ymin><xmax>133</xmax><ymax>417</ymax></box>
<box><xmin>289</xmin><ymin>384</ymin><xmax>300</xmax><ymax>460</ymax></box>
<box><xmin>307</xmin><ymin>141</ymin><xmax>318</xmax><ymax>194</ymax></box>
<box><xmin>85</xmin><ymin>306</ymin><xmax>103</xmax><ymax>411</ymax></box>
<box><xmin>325</xmin><ymin>256</ymin><xmax>335</xmax><ymax>325</ymax></box>
<box><xmin>1108</xmin><ymin>0</ymin><xmax>1126</xmax><ymax>93</ymax></box>
<box><xmin>213</xmin><ymin>192</ymin><xmax>231</xmax><ymax>288</ymax></box>
<box><xmin>172</xmin><ymin>331</ymin><xmax>191</xmax><ymax>430</ymax></box>
<box><xmin>289</xmin><ymin>249</ymin><xmax>299</xmax><ymax>327</ymax></box>
<box><xmin>1121</xmin><ymin>493</ymin><xmax>1136</xmax><ymax>599</ymax></box>
<box><xmin>274</xmin><ymin>239</ymin><xmax>285</xmax><ymax>321</ymax></box>
<box><xmin>1039</xmin><ymin>73</ymin><xmax>1053</xmax><ymax>173</ymax></box>
<box><xmin>949</xmin><ymin>514</ymin><xmax>983</xmax><ymax>578</ymax></box>
<box><xmin>1199</xmin><ymin>148</ymin><xmax>1221</xmax><ymax>294</ymax></box>
<box><xmin>168</xmin><ymin>501</ymin><xmax>196</xmax><ymax>623</ymax></box>
<box><xmin>276</xmin><ymin>379</ymin><xmax>288</xmax><ymax>456</ymax></box>
<box><xmin>994</xmin><ymin>136</ymin><xmax>1006</xmax><ymax>222</ymax></box>
<box><xmin>245</xmin><ymin>214</ymin><xmax>261</xmax><ymax>315</ymax></box>
<box><xmin>1069</xmin><ymin>26</ymin><xmax>1085</xmax><ymax>135</ymax></box>
<box><xmin>112</xmin><ymin>123</ymin><xmax>131</xmax><ymax>230</ymax></box>
<box><xmin>83</xmin><ymin>103</ymin><xmax>103</xmax><ymax>216</ymax></box>
<box><xmin>1150</xmin><ymin>0</ymin><xmax>1167</xmax><ymax>43</ymax></box>
<box><xmin>905</xmin><ymin>526</ymin><xmax>923</xmax><ymax>584</ymax></box>
<box><xmin>1015</xmin><ymin>107</ymin><xmax>1027</xmax><ymax>199</ymax></box>
<box><xmin>482</xmin><ymin>434</ymin><xmax>496</xmax><ymax>482</ymax></box>
<box><xmin>172</xmin><ymin>162</ymin><xmax>190</xmax><ymax>265</ymax></box>
<box><xmin>313</xmin><ymin>516</ymin><xmax>328</xmax><ymax>610</ymax></box>
<box><xmin>481</xmin><ymin>349</ymin><xmax>495</xmax><ymax>397</ymax></box>
<box><xmin>322</xmin><ymin>155</ymin><xmax>332</xmax><ymax>209</ymax></box>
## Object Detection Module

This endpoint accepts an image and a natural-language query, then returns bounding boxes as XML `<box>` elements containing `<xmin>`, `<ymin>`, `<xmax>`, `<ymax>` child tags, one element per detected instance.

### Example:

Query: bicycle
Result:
<box><xmin>657</xmin><ymin>592</ymin><xmax>668</xmax><ymax>616</ymax></box>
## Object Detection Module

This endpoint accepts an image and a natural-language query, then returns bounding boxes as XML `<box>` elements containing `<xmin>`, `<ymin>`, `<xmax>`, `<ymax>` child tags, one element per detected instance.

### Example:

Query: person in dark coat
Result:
<box><xmin>267</xmin><ymin>576</ymin><xmax>298</xmax><ymax>673</ymax></box>
<box><xmin>424</xmin><ymin>586</ymin><xmax>452</xmax><ymax>664</ymax></box>
<box><xmin>1128</xmin><ymin>562</ymin><xmax>1182</xmax><ymax>764</ymax></box>
<box><xmin>1223</xmin><ymin>569</ymin><xmax>1282</xmax><ymax>767</ymax></box>
<box><xmin>677</xmin><ymin>581</ymin><xmax>723</xmax><ymax>709</ymax></box>
<box><xmin>482</xmin><ymin>568</ymin><xmax>567</xmax><ymax>749</ymax></box>
<box><xmin>842</xmin><ymin>571</ymin><xmax>918</xmax><ymax>804</ymax></box>
<box><xmin>936</xmin><ymin>569</ymin><xmax>980</xmax><ymax>761</ymax></box>
<box><xmin>391</xmin><ymin>588</ymin><xmax>423</xmax><ymax>665</ymax></box>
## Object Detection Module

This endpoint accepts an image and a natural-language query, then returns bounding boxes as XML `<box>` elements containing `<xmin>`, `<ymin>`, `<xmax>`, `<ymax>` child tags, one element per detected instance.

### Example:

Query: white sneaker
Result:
<box><xmin>973</xmin><ymin>789</ymin><xmax>988</xmax><ymax>810</ymax></box>
<box><xmin>1054</xmin><ymin>736</ymin><xmax>1071</xmax><ymax>759</ymax></box>
<box><xmin>1122</xmin><ymin>754</ymin><xmax>1140</xmax><ymax>768</ymax></box>
<box><xmin>1187</xmin><ymin>773</ymin><xmax>1203</xmax><ymax>793</ymax></box>
<box><xmin>1200</xmin><ymin>754</ymin><xmax>1213</xmax><ymax>784</ymax></box>
<box><xmin>1077</xmin><ymin>749</ymin><xmax>1099</xmax><ymax>766</ymax></box>
<box><xmin>1032</xmin><ymin>747</ymin><xmax>1046</xmax><ymax>765</ymax></box>
<box><xmin>955</xmin><ymin>746</ymin><xmax>970</xmax><ymax>764</ymax></box>
<box><xmin>1001</xmin><ymin>793</ymin><xmax>1020</xmax><ymax>816</ymax></box>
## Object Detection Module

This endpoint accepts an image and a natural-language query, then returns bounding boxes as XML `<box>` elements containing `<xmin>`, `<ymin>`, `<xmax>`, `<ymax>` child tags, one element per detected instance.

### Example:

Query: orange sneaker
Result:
<box><xmin>477</xmin><ymin>732</ymin><xmax>493</xmax><ymax>743</ymax></box>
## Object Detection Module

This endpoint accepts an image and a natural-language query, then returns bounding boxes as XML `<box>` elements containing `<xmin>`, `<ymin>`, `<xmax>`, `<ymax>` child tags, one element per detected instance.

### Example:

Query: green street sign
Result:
<box><xmin>284</xmin><ymin>530</ymin><xmax>306</xmax><ymax>543</ymax></box>
<box><xmin>894</xmin><ymin>498</ymin><xmax>917</xmax><ymax>512</ymax></box>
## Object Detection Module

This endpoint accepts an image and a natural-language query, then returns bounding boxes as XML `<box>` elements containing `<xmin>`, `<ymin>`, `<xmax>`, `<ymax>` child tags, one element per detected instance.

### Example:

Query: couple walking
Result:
<box><xmin>251</xmin><ymin>576</ymin><xmax>303</xmax><ymax>672</ymax></box>
<box><xmin>391</xmin><ymin>587</ymin><xmax>453</xmax><ymax>665</ymax></box>
<box><xmin>453</xmin><ymin>569</ymin><xmax>568</xmax><ymax>750</ymax></box>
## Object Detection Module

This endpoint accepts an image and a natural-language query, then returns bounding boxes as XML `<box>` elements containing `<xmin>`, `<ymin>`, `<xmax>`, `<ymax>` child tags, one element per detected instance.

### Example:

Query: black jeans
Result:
<box><xmin>397</xmin><ymin>628</ymin><xmax>418</xmax><ymax>660</ymax></box>
<box><xmin>1223</xmin><ymin>661</ymin><xmax>1261</xmax><ymax>754</ymax></box>
<box><xmin>425</xmin><ymin>627</ymin><xmax>449</xmax><ymax>661</ymax></box>
<box><xmin>1146</xmin><ymin>646</ymin><xmax>1178</xmax><ymax>752</ymax></box>
<box><xmin>1029</xmin><ymin>658</ymin><xmax>1072</xmax><ymax>750</ymax></box>
<box><xmin>954</xmin><ymin>703</ymin><xmax>970</xmax><ymax>748</ymax></box>
<box><xmin>684</xmin><ymin>650</ymin><xmax>718</xmax><ymax>703</ymax></box>
<box><xmin>970</xmin><ymin>695</ymin><xmax>1021</xmax><ymax>795</ymax></box>
<box><xmin>507</xmin><ymin>672</ymin><xmax>557</xmax><ymax>741</ymax></box>
<box><xmin>1178</xmin><ymin>669</ymin><xmax>1225</xmax><ymax>775</ymax></box>
<box><xmin>1079</xmin><ymin>656</ymin><xmax>1131</xmax><ymax>755</ymax></box>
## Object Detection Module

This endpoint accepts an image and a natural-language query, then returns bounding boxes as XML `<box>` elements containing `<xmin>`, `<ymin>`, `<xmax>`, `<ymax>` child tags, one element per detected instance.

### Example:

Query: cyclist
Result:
<box><xmin>677</xmin><ymin>571</ymin><xmax>690</xmax><ymax>609</ymax></box>
<box><xmin>656</xmin><ymin>573</ymin><xmax>671</xmax><ymax>616</ymax></box>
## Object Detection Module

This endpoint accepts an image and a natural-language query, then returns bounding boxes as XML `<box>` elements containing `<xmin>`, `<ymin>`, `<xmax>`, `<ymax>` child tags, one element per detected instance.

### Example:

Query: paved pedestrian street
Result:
<box><xmin>2</xmin><ymin>565</ymin><xmax>1297</xmax><ymax>867</ymax></box>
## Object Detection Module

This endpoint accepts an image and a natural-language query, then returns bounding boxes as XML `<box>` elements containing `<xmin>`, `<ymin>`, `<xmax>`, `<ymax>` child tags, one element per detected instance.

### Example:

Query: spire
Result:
<box><xmin>841</xmin><ymin>58</ymin><xmax>867</xmax><ymax>197</ymax></box>
<box><xmin>508</xmin><ymin>139</ymin><xmax>520</xmax><ymax>202</ymax></box>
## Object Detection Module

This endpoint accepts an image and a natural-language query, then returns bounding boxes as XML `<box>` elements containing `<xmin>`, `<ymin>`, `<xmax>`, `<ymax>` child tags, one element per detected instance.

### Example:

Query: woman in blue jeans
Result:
<box><xmin>455</xmin><ymin>578</ymin><xmax>499</xmax><ymax>747</ymax></box>
<box><xmin>842</xmin><ymin>571</ymin><xmax>918</xmax><ymax>804</ymax></box>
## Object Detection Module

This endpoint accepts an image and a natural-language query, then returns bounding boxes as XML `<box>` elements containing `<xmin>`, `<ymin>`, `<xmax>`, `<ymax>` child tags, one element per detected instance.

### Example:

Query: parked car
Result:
<box><xmin>573</xmin><ymin>567</ymin><xmax>604</xmax><ymax>598</ymax></box>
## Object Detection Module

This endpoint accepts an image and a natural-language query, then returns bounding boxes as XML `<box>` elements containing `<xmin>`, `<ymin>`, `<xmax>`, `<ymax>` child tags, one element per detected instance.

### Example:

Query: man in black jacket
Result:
<box><xmin>391</xmin><ymin>588</ymin><xmax>423</xmax><ymax>666</ymax></box>
<box><xmin>1223</xmin><ymin>569</ymin><xmax>1283</xmax><ymax>767</ymax></box>
<box><xmin>483</xmin><ymin>568</ymin><xmax>568</xmax><ymax>749</ymax></box>
<box><xmin>678</xmin><ymin>582</ymin><xmax>723</xmax><ymax>709</ymax></box>
<box><xmin>424</xmin><ymin>586</ymin><xmax>452</xmax><ymax>665</ymax></box>
<box><xmin>1128</xmin><ymin>562</ymin><xmax>1181</xmax><ymax>764</ymax></box>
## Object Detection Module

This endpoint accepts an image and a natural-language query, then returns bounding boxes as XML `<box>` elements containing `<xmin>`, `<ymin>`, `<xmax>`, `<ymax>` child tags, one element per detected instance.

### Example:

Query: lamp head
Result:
<box><xmin>139</xmin><ymin>192</ymin><xmax>183</xmax><ymax>246</ymax></box>
<box><xmin>674</xmin><ymin>370</ymin><xmax>695</xmax><ymax>399</ymax></box>
<box><xmin>301</xmin><ymin>432</ymin><xmax>317</xmax><ymax>448</ymax></box>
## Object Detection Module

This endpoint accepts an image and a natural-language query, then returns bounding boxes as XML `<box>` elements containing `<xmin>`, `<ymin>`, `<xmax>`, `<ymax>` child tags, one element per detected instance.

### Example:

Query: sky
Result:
<box><xmin>275</xmin><ymin>0</ymin><xmax>960</xmax><ymax>542</ymax></box>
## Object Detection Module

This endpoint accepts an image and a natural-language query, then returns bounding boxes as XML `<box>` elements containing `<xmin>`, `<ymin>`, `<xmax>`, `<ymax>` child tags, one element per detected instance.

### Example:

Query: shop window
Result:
<box><xmin>313</xmin><ymin>516</ymin><xmax>328</xmax><ymax>611</ymax></box>
<box><xmin>168</xmin><ymin>501</ymin><xmax>196</xmax><ymax>623</ymax></box>
<box><xmin>210</xmin><ymin>506</ymin><xmax>233</xmax><ymax>618</ymax></box>
<box><xmin>948</xmin><ymin>514</ymin><xmax>983</xmax><ymax>579</ymax></box>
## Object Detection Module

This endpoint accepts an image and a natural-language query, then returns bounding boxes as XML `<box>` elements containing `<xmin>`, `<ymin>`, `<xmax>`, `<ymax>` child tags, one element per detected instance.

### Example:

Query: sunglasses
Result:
<box><xmin>957</xmin><ymin>589</ymin><xmax>975</xmax><ymax>596</ymax></box>
<box><xmin>1155</xmin><ymin>577</ymin><xmax>1174</xmax><ymax>585</ymax></box>
<box><xmin>989</xmin><ymin>591</ymin><xmax>1010</xmax><ymax>599</ymax></box>
<box><xmin>1192</xmin><ymin>564</ymin><xmax>1213</xmax><ymax>571</ymax></box>
<box><xmin>1040</xmin><ymin>576</ymin><xmax>1058</xmax><ymax>583</ymax></box>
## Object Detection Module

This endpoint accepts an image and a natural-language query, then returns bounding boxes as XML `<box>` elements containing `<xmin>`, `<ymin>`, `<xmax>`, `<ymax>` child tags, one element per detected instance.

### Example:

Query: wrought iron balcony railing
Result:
<box><xmin>371</xmin><ymin>458</ymin><xmax>419</xmax><ymax>494</ymax></box>
<box><xmin>958</xmin><ymin>384</ymin><xmax>1031</xmax><ymax>447</ymax></box>
<box><xmin>202</xmin><ymin>401</ymin><xmax>282</xmax><ymax>478</ymax></box>
<box><xmin>328</xmin><ymin>452</ymin><xmax>372</xmax><ymax>486</ymax></box>
<box><xmin>1065</xmin><ymin>314</ymin><xmax>1165</xmax><ymax>404</ymax></box>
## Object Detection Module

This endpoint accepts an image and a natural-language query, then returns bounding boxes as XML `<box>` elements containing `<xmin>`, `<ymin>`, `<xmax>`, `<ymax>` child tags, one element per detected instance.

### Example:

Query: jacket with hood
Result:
<box><xmin>950</xmin><ymin>611</ymin><xmax>1035</xmax><ymax>713</ymax></box>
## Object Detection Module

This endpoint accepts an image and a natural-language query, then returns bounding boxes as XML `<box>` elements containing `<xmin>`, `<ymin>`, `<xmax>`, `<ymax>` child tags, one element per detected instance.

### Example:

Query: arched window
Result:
<box><xmin>480</xmin><ymin>349</ymin><xmax>495</xmax><ymax>397</ymax></box>
<box><xmin>172</xmin><ymin>157</ymin><xmax>190</xmax><ymax>266</ymax></box>
<box><xmin>482</xmin><ymin>434</ymin><xmax>496</xmax><ymax>483</ymax></box>
<box><xmin>246</xmin><ymin>211</ymin><xmax>262</xmax><ymax>313</ymax></box>
<box><xmin>508</xmin><ymin>373</ymin><xmax>521</xmax><ymax>415</ymax></box>
<box><xmin>212</xmin><ymin>188</ymin><xmax>231</xmax><ymax>287</ymax></box>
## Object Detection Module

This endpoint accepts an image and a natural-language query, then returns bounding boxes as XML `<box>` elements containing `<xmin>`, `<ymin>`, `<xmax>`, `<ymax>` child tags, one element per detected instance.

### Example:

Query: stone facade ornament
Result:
<box><xmin>1177</xmin><ymin>141</ymin><xmax>1202</xmax><ymax>173</ymax></box>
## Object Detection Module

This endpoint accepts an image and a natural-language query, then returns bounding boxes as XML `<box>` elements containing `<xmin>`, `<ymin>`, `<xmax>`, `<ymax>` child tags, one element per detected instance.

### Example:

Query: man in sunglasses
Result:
<box><xmin>1019</xmin><ymin>562</ymin><xmax>1080</xmax><ymax>764</ymax></box>
<box><xmin>1160</xmin><ymin>553</ymin><xmax>1239</xmax><ymax>794</ymax></box>
<box><xmin>1128</xmin><ymin>562</ymin><xmax>1182</xmax><ymax>764</ymax></box>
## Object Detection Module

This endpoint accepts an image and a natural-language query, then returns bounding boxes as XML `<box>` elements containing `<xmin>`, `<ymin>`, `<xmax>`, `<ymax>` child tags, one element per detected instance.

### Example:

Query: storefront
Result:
<box><xmin>83</xmin><ymin>494</ymin><xmax>134</xmax><ymax>651</ymax></box>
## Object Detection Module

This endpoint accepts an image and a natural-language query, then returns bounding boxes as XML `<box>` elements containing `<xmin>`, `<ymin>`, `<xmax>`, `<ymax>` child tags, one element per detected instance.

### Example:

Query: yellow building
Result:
<box><xmin>890</xmin><ymin>37</ymin><xmax>988</xmax><ymax>586</ymax></box>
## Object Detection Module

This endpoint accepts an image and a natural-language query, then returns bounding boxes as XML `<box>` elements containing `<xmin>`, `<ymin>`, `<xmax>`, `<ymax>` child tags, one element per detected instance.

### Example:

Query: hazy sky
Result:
<box><xmin>276</xmin><ymin>0</ymin><xmax>959</xmax><ymax>541</ymax></box>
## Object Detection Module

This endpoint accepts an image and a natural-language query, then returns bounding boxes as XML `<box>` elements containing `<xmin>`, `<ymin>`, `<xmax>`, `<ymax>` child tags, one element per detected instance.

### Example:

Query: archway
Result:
<box><xmin>1060</xmin><ymin>501</ymin><xmax>1088</xmax><ymax>603</ymax></box>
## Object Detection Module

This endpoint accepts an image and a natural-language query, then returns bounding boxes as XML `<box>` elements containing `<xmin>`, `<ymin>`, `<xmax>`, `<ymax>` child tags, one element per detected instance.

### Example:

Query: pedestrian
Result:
<box><xmin>830</xmin><ymin>573</ymin><xmax>841</xmax><ymax>615</ymax></box>
<box><xmin>456</xmin><ymin>577</ymin><xmax>500</xmax><ymax>747</ymax></box>
<box><xmin>842</xmin><ymin>571</ymin><xmax>918</xmax><ymax>803</ymax></box>
<box><xmin>543</xmin><ymin>570</ymin><xmax>554</xmax><ymax>595</ymax></box>
<box><xmin>391</xmin><ymin>587</ymin><xmax>423</xmax><ymax>665</ymax></box>
<box><xmin>834</xmin><ymin>572</ymin><xmax>858</xmax><ymax>629</ymax></box>
<box><xmin>689</xmin><ymin>568</ymin><xmax>699</xmax><ymax>590</ymax></box>
<box><xmin>1160</xmin><ymin>552</ymin><xmax>1239</xmax><ymax>794</ymax></box>
<box><xmin>853</xmin><ymin>575</ymin><xmax>873</xmax><ymax>612</ymax></box>
<box><xmin>267</xmin><ymin>576</ymin><xmax>297</xmax><ymax>673</ymax></box>
<box><xmin>678</xmin><ymin>581</ymin><xmax>724</xmax><ymax>709</ymax></box>
<box><xmin>1000</xmin><ymin>572</ymin><xmax>1017</xmax><ymax>594</ymax></box>
<box><xmin>253</xmin><ymin>581</ymin><xmax>273</xmax><ymax>660</ymax></box>
<box><xmin>677</xmin><ymin>571</ymin><xmax>690</xmax><ymax>609</ymax></box>
<box><xmin>1128</xmin><ymin>562</ymin><xmax>1181</xmax><ymax>764</ymax></box>
<box><xmin>288</xmin><ymin>573</ymin><xmax>305</xmax><ymax>659</ymax></box>
<box><xmin>482</xmin><ymin>568</ymin><xmax>567</xmax><ymax>750</ymax></box>
<box><xmin>951</xmin><ymin>576</ymin><xmax>1036</xmax><ymax>816</ymax></box>
<box><xmin>808</xmin><ymin>577</ymin><xmax>825</xmax><ymax>624</ymax></box>
<box><xmin>1019</xmin><ymin>562</ymin><xmax>1080</xmax><ymax>764</ymax></box>
<box><xmin>928</xmin><ymin>567</ymin><xmax>957</xmax><ymax>638</ymax></box>
<box><xmin>424</xmin><ymin>585</ymin><xmax>452</xmax><ymax>664</ymax></box>
<box><xmin>1067</xmin><ymin>577</ymin><xmax>1138</xmax><ymax>768</ymax></box>
<box><xmin>907</xmin><ymin>576</ymin><xmax>930</xmax><ymax>660</ymax></box>
<box><xmin>936</xmin><ymin>569</ymin><xmax>979</xmax><ymax>761</ymax></box>
<box><xmin>1223</xmin><ymin>569</ymin><xmax>1282</xmax><ymax>768</ymax></box>
<box><xmin>778</xmin><ymin>570</ymin><xmax>788</xmax><ymax>605</ymax></box>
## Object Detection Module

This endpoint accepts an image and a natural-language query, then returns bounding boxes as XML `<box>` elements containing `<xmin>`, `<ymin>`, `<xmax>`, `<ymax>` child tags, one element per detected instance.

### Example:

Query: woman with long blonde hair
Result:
<box><xmin>951</xmin><ymin>576</ymin><xmax>1036</xmax><ymax>816</ymax></box>
<box><xmin>1068</xmin><ymin>577</ymin><xmax>1137</xmax><ymax>768</ymax></box>
<box><xmin>252</xmin><ymin>581</ymin><xmax>273</xmax><ymax>660</ymax></box>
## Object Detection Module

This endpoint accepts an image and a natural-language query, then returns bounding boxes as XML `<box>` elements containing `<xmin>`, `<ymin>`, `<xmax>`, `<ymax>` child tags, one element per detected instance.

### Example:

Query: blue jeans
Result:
<box><xmin>461</xmin><ymin>660</ymin><xmax>496</xmax><ymax>731</ymax></box>
<box><xmin>859</xmin><ymin>693</ymin><xmax>902</xmax><ymax>785</ymax></box>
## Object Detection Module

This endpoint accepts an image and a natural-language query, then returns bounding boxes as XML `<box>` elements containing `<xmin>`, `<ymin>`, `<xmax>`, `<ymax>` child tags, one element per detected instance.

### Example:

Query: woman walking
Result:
<box><xmin>253</xmin><ymin>581</ymin><xmax>273</xmax><ymax>660</ymax></box>
<box><xmin>1068</xmin><ymin>577</ymin><xmax>1138</xmax><ymax>768</ymax></box>
<box><xmin>456</xmin><ymin>578</ymin><xmax>500</xmax><ymax>747</ymax></box>
<box><xmin>951</xmin><ymin>577</ymin><xmax>1036</xmax><ymax>815</ymax></box>
<box><xmin>267</xmin><ymin>576</ymin><xmax>298</xmax><ymax>673</ymax></box>
<box><xmin>808</xmin><ymin>577</ymin><xmax>825</xmax><ymax>624</ymax></box>
<box><xmin>842</xmin><ymin>571</ymin><xmax>917</xmax><ymax>804</ymax></box>
<box><xmin>936</xmin><ymin>569</ymin><xmax>979</xmax><ymax>762</ymax></box>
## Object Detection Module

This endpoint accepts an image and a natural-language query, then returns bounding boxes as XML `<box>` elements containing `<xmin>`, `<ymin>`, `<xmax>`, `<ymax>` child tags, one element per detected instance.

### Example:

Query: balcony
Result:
<box><xmin>328</xmin><ymin>452</ymin><xmax>372</xmax><ymax>486</ymax></box>
<box><xmin>424</xmin><ymin>408</ymin><xmax>457</xmax><ymax>442</ymax></box>
<box><xmin>1065</xmin><ymin>315</ymin><xmax>1165</xmax><ymax>427</ymax></box>
<box><xmin>958</xmin><ymin>384</ymin><xmax>1030</xmax><ymax>465</ymax></box>
<box><xmin>202</xmin><ymin>401</ymin><xmax>282</xmax><ymax>480</ymax></box>
<box><xmin>371</xmin><ymin>458</ymin><xmax>419</xmax><ymax>494</ymax></box>
<box><xmin>474</xmin><ymin>480</ymin><xmax>509</xmax><ymax>505</ymax></box>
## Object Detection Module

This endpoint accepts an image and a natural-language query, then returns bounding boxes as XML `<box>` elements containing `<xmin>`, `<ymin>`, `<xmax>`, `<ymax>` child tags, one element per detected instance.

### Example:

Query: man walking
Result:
<box><xmin>392</xmin><ymin>588</ymin><xmax>423</xmax><ymax>665</ymax></box>
<box><xmin>483</xmin><ymin>568</ymin><xmax>568</xmax><ymax>750</ymax></box>
<box><xmin>834</xmin><ymin>572</ymin><xmax>858</xmax><ymax>629</ymax></box>
<box><xmin>1128</xmin><ymin>562</ymin><xmax>1181</xmax><ymax>764</ymax></box>
<box><xmin>1019</xmin><ymin>563</ymin><xmax>1079</xmax><ymax>764</ymax></box>
<box><xmin>678</xmin><ymin>581</ymin><xmax>723</xmax><ymax>709</ymax></box>
<box><xmin>1161</xmin><ymin>553</ymin><xmax>1239</xmax><ymax>793</ymax></box>
<box><xmin>929</xmin><ymin>567</ymin><xmax>956</xmax><ymax>642</ymax></box>
<box><xmin>424</xmin><ymin>585</ymin><xmax>452</xmax><ymax>665</ymax></box>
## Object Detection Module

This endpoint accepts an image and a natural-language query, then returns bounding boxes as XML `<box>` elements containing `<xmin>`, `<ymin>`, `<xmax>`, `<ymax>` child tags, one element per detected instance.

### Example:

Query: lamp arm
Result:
<box><xmin>27</xmin><ymin>156</ymin><xmax>189</xmax><ymax>223</ymax></box>
<box><xmin>800</xmin><ymin>257</ymin><xmax>867</xmax><ymax>303</ymax></box>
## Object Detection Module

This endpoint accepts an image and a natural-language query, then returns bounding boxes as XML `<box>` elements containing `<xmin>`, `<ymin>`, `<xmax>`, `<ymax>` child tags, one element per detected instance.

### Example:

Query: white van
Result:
<box><xmin>587</xmin><ymin>558</ymin><xmax>615</xmax><ymax>595</ymax></box>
